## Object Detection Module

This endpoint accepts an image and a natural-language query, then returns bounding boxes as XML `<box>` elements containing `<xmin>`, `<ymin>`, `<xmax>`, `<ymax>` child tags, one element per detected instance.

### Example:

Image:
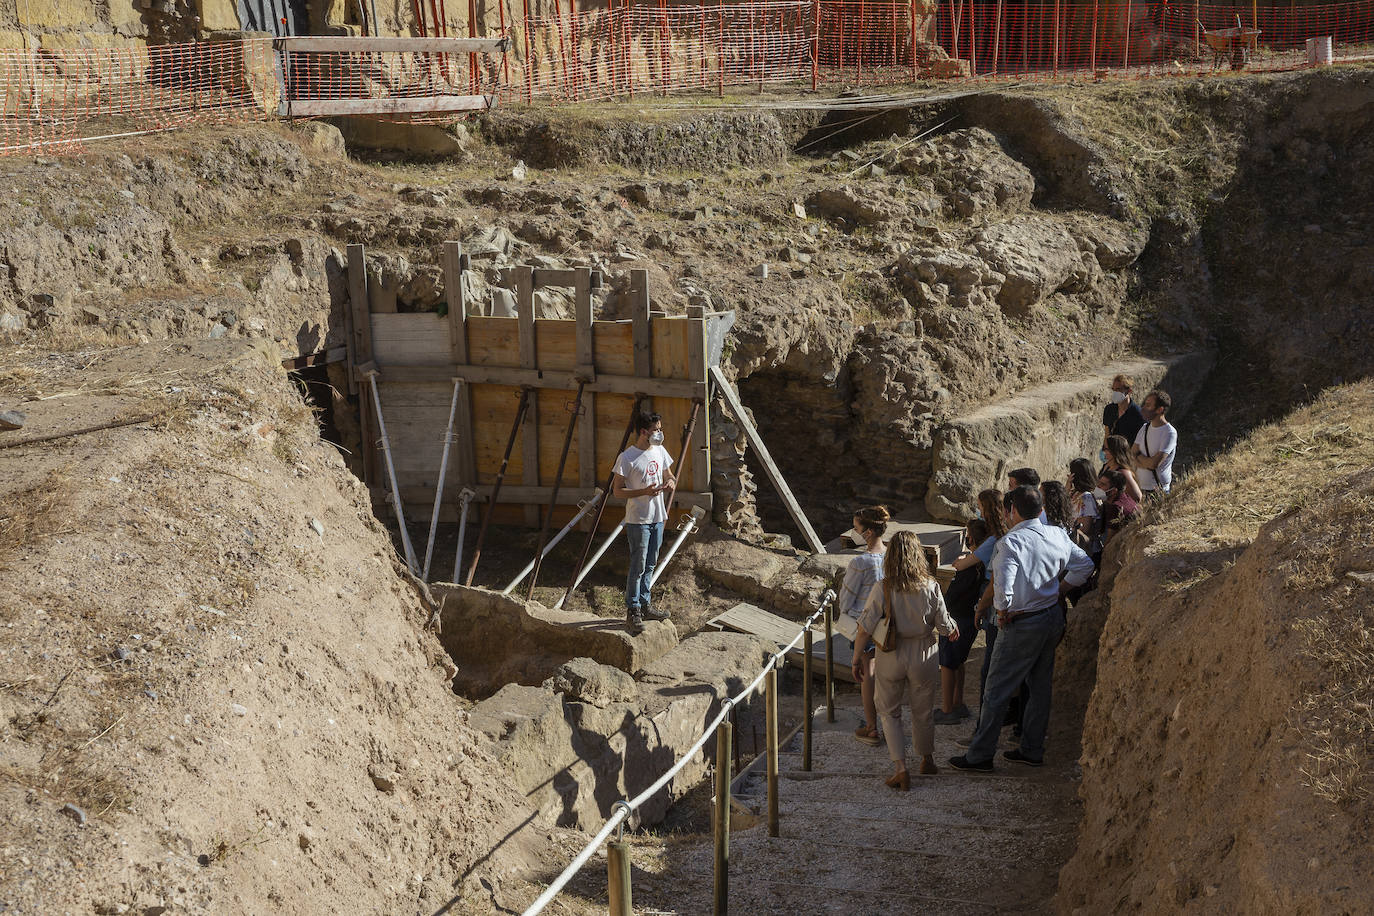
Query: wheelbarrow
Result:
<box><xmin>1201</xmin><ymin>15</ymin><xmax>1261</xmax><ymax>69</ymax></box>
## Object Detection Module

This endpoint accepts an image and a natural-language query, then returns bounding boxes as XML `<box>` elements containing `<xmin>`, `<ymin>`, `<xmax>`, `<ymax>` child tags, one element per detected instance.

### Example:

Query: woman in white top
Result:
<box><xmin>1068</xmin><ymin>458</ymin><xmax>1103</xmax><ymax>562</ymax></box>
<box><xmin>837</xmin><ymin>505</ymin><xmax>889</xmax><ymax>747</ymax></box>
<box><xmin>851</xmin><ymin>531</ymin><xmax>959</xmax><ymax>790</ymax></box>
<box><xmin>1103</xmin><ymin>435</ymin><xmax>1145</xmax><ymax>503</ymax></box>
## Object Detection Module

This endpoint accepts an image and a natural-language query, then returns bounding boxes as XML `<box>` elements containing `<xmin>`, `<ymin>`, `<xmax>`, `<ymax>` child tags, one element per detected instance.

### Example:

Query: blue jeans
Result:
<box><xmin>967</xmin><ymin>610</ymin><xmax>1065</xmax><ymax>764</ymax></box>
<box><xmin>625</xmin><ymin>522</ymin><xmax>664</xmax><ymax>612</ymax></box>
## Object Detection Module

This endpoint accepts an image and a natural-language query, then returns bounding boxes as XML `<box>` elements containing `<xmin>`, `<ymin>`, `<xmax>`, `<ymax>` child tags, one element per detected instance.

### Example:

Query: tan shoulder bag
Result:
<box><xmin>871</xmin><ymin>581</ymin><xmax>898</xmax><ymax>652</ymax></box>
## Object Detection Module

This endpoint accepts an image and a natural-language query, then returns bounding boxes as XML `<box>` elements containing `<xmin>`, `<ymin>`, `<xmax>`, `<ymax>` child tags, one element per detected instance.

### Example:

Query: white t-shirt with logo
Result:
<box><xmin>613</xmin><ymin>445</ymin><xmax>674</xmax><ymax>524</ymax></box>
<box><xmin>1134</xmin><ymin>421</ymin><xmax>1178</xmax><ymax>492</ymax></box>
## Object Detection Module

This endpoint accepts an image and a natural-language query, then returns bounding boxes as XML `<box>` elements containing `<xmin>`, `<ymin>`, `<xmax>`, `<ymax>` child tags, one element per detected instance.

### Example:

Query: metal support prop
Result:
<box><xmin>713</xmin><ymin>720</ymin><xmax>731</xmax><ymax>916</ymax></box>
<box><xmin>825</xmin><ymin>600</ymin><xmax>835</xmax><ymax>723</ymax></box>
<box><xmin>465</xmin><ymin>387</ymin><xmax>532</xmax><ymax>586</ymax></box>
<box><xmin>451</xmin><ymin>487</ymin><xmax>476</xmax><ymax>583</ymax></box>
<box><xmin>766</xmin><ymin>666</ymin><xmax>780</xmax><ymax>838</ymax></box>
<box><xmin>662</xmin><ymin>398</ymin><xmax>703</xmax><ymax>510</ymax></box>
<box><xmin>526</xmin><ymin>380</ymin><xmax>588</xmax><ymax>598</ymax></box>
<box><xmin>554</xmin><ymin>522</ymin><xmax>623</xmax><ymax>609</ymax></box>
<box><xmin>503</xmin><ymin>490</ymin><xmax>603</xmax><ymax>595</ymax></box>
<box><xmin>422</xmin><ymin>378</ymin><xmax>463</xmax><ymax>582</ymax></box>
<box><xmin>607</xmin><ymin>841</ymin><xmax>632</xmax><ymax>916</ymax></box>
<box><xmin>367</xmin><ymin>372</ymin><xmax>420</xmax><ymax>575</ymax></box>
<box><xmin>560</xmin><ymin>396</ymin><xmax>644</xmax><ymax>608</ymax></box>
<box><xmin>802</xmin><ymin>626</ymin><xmax>813</xmax><ymax>772</ymax></box>
<box><xmin>649</xmin><ymin>506</ymin><xmax>706</xmax><ymax>589</ymax></box>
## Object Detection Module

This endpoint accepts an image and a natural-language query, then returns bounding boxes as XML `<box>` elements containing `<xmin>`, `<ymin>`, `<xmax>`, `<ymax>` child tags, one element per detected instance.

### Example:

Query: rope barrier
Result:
<box><xmin>520</xmin><ymin>587</ymin><xmax>837</xmax><ymax>916</ymax></box>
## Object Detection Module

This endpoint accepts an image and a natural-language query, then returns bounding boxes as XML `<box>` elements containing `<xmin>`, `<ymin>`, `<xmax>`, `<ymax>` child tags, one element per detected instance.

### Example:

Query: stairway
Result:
<box><xmin>637</xmin><ymin>700</ymin><xmax>1081</xmax><ymax>915</ymax></box>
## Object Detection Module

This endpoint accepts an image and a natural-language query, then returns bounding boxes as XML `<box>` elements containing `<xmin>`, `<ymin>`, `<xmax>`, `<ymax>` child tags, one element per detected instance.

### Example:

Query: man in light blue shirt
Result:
<box><xmin>951</xmin><ymin>486</ymin><xmax>1094</xmax><ymax>770</ymax></box>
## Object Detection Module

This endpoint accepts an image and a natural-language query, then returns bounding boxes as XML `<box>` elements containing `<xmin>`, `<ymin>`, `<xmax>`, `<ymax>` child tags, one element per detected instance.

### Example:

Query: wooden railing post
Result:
<box><xmin>608</xmin><ymin>841</ymin><xmax>632</xmax><ymax>916</ymax></box>
<box><xmin>766</xmin><ymin>666</ymin><xmax>780</xmax><ymax>838</ymax></box>
<box><xmin>802</xmin><ymin>626</ymin><xmax>813</xmax><ymax>771</ymax></box>
<box><xmin>713</xmin><ymin>721</ymin><xmax>732</xmax><ymax>915</ymax></box>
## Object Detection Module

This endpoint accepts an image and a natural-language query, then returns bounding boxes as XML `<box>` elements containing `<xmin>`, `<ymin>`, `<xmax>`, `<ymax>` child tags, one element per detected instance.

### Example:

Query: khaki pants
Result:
<box><xmin>875</xmin><ymin>636</ymin><xmax>940</xmax><ymax>764</ymax></box>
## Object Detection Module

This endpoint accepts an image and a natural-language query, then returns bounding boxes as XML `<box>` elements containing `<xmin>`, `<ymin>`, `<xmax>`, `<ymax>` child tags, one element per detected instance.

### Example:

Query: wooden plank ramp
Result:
<box><xmin>706</xmin><ymin>602</ymin><xmax>856</xmax><ymax>683</ymax></box>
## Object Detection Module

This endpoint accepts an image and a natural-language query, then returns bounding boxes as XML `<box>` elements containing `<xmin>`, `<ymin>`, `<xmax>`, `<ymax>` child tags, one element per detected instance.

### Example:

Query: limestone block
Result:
<box><xmin>18</xmin><ymin>0</ymin><xmax>97</xmax><ymax>29</ymax></box>
<box><xmin>543</xmin><ymin>657</ymin><xmax>638</xmax><ymax>708</ymax></box>
<box><xmin>329</xmin><ymin>117</ymin><xmax>470</xmax><ymax>159</ymax></box>
<box><xmin>924</xmin><ymin>351</ymin><xmax>1215</xmax><ymax>521</ymax></box>
<box><xmin>198</xmin><ymin>0</ymin><xmax>242</xmax><ymax>32</ymax></box>
<box><xmin>467</xmin><ymin>684</ymin><xmax>577</xmax><ymax>798</ymax></box>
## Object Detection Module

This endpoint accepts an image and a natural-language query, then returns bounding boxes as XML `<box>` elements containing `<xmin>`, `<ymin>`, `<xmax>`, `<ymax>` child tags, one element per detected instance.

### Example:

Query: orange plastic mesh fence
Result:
<box><xmin>3</xmin><ymin>2</ymin><xmax>1373</xmax><ymax>154</ymax></box>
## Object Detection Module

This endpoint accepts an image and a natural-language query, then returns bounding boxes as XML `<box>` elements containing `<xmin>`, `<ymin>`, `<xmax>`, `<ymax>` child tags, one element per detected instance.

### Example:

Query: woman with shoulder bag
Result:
<box><xmin>851</xmin><ymin>531</ymin><xmax>959</xmax><ymax>791</ymax></box>
<box><xmin>836</xmin><ymin>505</ymin><xmax>890</xmax><ymax>747</ymax></box>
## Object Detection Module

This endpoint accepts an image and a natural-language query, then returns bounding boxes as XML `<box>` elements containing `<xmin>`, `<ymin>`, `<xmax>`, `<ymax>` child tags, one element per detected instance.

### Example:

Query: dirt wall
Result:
<box><xmin>1058</xmin><ymin>381</ymin><xmax>1374</xmax><ymax>914</ymax></box>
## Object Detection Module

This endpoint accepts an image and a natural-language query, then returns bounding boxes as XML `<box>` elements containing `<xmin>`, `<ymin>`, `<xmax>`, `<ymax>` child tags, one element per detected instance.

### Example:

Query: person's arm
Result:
<box><xmin>851</xmin><ymin>624</ymin><xmax>872</xmax><ymax>682</ymax></box>
<box><xmin>1122</xmin><ymin>468</ymin><xmax>1144</xmax><ymax>502</ymax></box>
<box><xmin>1059</xmin><ymin>543</ymin><xmax>1097</xmax><ymax>594</ymax></box>
<box><xmin>851</xmin><ymin>587</ymin><xmax>883</xmax><ymax>680</ymax></box>
<box><xmin>611</xmin><ymin>472</ymin><xmax>660</xmax><ymax>499</ymax></box>
<box><xmin>974</xmin><ymin>579</ymin><xmax>994</xmax><ymax>627</ymax></box>
<box><xmin>990</xmin><ymin>538</ymin><xmax>1019</xmax><ymax>625</ymax></box>
<box><xmin>951</xmin><ymin>551</ymin><xmax>983</xmax><ymax>572</ymax></box>
<box><xmin>836</xmin><ymin>562</ymin><xmax>863</xmax><ymax>618</ymax></box>
<box><xmin>1135</xmin><ymin>449</ymin><xmax>1164</xmax><ymax>470</ymax></box>
<box><xmin>929</xmin><ymin>584</ymin><xmax>959</xmax><ymax>642</ymax></box>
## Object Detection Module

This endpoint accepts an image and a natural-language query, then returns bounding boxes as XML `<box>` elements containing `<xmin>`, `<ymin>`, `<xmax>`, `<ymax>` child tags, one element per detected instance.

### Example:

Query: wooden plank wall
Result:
<box><xmin>354</xmin><ymin>248</ymin><xmax>711</xmax><ymax>533</ymax></box>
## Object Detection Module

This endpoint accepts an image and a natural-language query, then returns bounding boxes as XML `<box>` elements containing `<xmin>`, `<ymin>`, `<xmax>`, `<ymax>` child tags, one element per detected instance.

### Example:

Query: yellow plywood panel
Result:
<box><xmin>650</xmin><ymin>316</ymin><xmax>690</xmax><ymax>380</ymax></box>
<box><xmin>470</xmin><ymin>384</ymin><xmax>527</xmax><ymax>483</ymax></box>
<box><xmin>467</xmin><ymin>316</ymin><xmax>520</xmax><ymax>367</ymax></box>
<box><xmin>534</xmin><ymin>387</ymin><xmax>581</xmax><ymax>486</ymax></box>
<box><xmin>535</xmin><ymin>320</ymin><xmax>579</xmax><ymax>371</ymax></box>
<box><xmin>372</xmin><ymin>313</ymin><xmax>451</xmax><ymax>366</ymax></box>
<box><xmin>592</xmin><ymin>321</ymin><xmax>635</xmax><ymax>375</ymax></box>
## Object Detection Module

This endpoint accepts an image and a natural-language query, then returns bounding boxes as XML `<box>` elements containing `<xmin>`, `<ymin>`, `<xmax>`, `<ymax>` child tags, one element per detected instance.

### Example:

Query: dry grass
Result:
<box><xmin>1292</xmin><ymin>607</ymin><xmax>1374</xmax><ymax>806</ymax></box>
<box><xmin>1142</xmin><ymin>381</ymin><xmax>1374</xmax><ymax>567</ymax></box>
<box><xmin>0</xmin><ymin>468</ymin><xmax>73</xmax><ymax>579</ymax></box>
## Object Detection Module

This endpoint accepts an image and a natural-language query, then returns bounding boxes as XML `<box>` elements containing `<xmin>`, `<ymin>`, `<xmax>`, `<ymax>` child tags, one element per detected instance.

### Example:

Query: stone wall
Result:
<box><xmin>924</xmin><ymin>351</ymin><xmax>1215</xmax><ymax>521</ymax></box>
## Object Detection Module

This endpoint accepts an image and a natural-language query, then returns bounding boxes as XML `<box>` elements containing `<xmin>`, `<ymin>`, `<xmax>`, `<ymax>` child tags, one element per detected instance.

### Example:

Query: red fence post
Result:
<box><xmin>814</xmin><ymin>0</ymin><xmax>822</xmax><ymax>88</ymax></box>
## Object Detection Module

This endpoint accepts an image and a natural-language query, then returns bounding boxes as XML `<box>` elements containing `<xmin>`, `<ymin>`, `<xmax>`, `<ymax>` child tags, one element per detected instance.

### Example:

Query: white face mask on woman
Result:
<box><xmin>1110</xmin><ymin>390</ymin><xmax>1127</xmax><ymax>405</ymax></box>
<box><xmin>649</xmin><ymin>430</ymin><xmax>665</xmax><ymax>445</ymax></box>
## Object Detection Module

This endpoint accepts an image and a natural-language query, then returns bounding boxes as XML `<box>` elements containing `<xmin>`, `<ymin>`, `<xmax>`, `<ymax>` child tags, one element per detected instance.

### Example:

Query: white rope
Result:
<box><xmin>520</xmin><ymin>588</ymin><xmax>837</xmax><ymax>916</ymax></box>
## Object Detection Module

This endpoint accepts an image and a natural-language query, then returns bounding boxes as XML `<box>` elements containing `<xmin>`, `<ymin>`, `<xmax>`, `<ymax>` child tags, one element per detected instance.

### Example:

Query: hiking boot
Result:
<box><xmin>642</xmin><ymin>605</ymin><xmax>670</xmax><ymax>622</ymax></box>
<box><xmin>933</xmin><ymin>710</ymin><xmax>962</xmax><ymax>726</ymax></box>
<box><xmin>1002</xmin><ymin>749</ymin><xmax>1044</xmax><ymax>767</ymax></box>
<box><xmin>954</xmin><ymin>704</ymin><xmax>972</xmax><ymax>719</ymax></box>
<box><xmin>626</xmin><ymin>608</ymin><xmax>644</xmax><ymax>635</ymax></box>
<box><xmin>948</xmin><ymin>754</ymin><xmax>994</xmax><ymax>772</ymax></box>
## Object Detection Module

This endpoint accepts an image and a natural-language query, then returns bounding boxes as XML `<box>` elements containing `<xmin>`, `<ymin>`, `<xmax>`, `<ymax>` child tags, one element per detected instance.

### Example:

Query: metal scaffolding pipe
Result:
<box><xmin>367</xmin><ymin>371</ymin><xmax>420</xmax><ymax>575</ymax></box>
<box><xmin>650</xmin><ymin>505</ymin><xmax>706</xmax><ymax>588</ymax></box>
<box><xmin>526</xmin><ymin>380</ymin><xmax>587</xmax><ymax>599</ymax></box>
<box><xmin>451</xmin><ymin>487</ymin><xmax>476</xmax><ymax>584</ymax></box>
<box><xmin>465</xmin><ymin>387</ymin><xmax>532</xmax><ymax>586</ymax></box>
<box><xmin>502</xmin><ymin>490</ymin><xmax>603</xmax><ymax>596</ymax></box>
<box><xmin>422</xmin><ymin>378</ymin><xmax>463</xmax><ymax>582</ymax></box>
<box><xmin>554</xmin><ymin>522</ymin><xmax>624</xmax><ymax>609</ymax></box>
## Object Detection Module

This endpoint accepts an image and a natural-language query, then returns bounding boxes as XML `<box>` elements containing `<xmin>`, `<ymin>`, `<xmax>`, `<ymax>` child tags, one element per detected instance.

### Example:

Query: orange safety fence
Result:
<box><xmin>4</xmin><ymin>1</ymin><xmax>1374</xmax><ymax>154</ymax></box>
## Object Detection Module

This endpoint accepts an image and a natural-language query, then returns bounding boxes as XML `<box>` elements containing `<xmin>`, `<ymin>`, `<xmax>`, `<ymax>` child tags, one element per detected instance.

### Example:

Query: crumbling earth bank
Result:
<box><xmin>0</xmin><ymin>340</ymin><xmax>543</xmax><ymax>915</ymax></box>
<box><xmin>1058</xmin><ymin>381</ymin><xmax>1374</xmax><ymax>914</ymax></box>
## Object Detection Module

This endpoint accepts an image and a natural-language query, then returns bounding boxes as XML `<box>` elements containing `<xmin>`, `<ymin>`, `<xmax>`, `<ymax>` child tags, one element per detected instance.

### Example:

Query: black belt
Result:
<box><xmin>1004</xmin><ymin>603</ymin><xmax>1058</xmax><ymax>625</ymax></box>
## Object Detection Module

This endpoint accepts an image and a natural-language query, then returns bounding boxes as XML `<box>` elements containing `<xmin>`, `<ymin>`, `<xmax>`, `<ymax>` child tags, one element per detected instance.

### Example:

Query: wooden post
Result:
<box><xmin>709</xmin><ymin>366</ymin><xmax>826</xmax><ymax>554</ymax></box>
<box><xmin>1053</xmin><ymin>0</ymin><xmax>1060</xmax><ymax>73</ymax></box>
<box><xmin>442</xmin><ymin>242</ymin><xmax>477</xmax><ymax>486</ymax></box>
<box><xmin>1194</xmin><ymin>0</ymin><xmax>1200</xmax><ymax>57</ymax></box>
<box><xmin>686</xmin><ymin>305</ymin><xmax>710</xmax><ymax>495</ymax></box>
<box><xmin>575</xmin><ymin>269</ymin><xmax>597</xmax><ymax>489</ymax></box>
<box><xmin>812</xmin><ymin>0</ymin><xmax>821</xmax><ymax>89</ymax></box>
<box><xmin>910</xmin><ymin>0</ymin><xmax>918</xmax><ymax>81</ymax></box>
<box><xmin>802</xmin><ymin>626</ymin><xmax>813</xmax><ymax>772</ymax></box>
<box><xmin>1091</xmin><ymin>0</ymin><xmax>1098</xmax><ymax>71</ymax></box>
<box><xmin>824</xmin><ymin>603</ymin><xmax>834</xmax><ymax>722</ymax></box>
<box><xmin>766</xmin><ymin>666</ymin><xmax>779</xmax><ymax>838</ymax></box>
<box><xmin>516</xmin><ymin>266</ymin><xmax>540</xmax><ymax>527</ymax></box>
<box><xmin>968</xmin><ymin>0</ymin><xmax>977</xmax><ymax>76</ymax></box>
<box><xmin>713</xmin><ymin>722</ymin><xmax>731</xmax><ymax>916</ymax></box>
<box><xmin>608</xmin><ymin>841</ymin><xmax>632</xmax><ymax>916</ymax></box>
<box><xmin>1124</xmin><ymin>0</ymin><xmax>1130</xmax><ymax>69</ymax></box>
<box><xmin>993</xmin><ymin>0</ymin><xmax>1003</xmax><ymax>74</ymax></box>
<box><xmin>630</xmin><ymin>269</ymin><xmax>652</xmax><ymax>381</ymax></box>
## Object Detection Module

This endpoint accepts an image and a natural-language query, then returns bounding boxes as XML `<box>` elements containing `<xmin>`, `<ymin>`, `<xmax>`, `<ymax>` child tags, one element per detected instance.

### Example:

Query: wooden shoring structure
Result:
<box><xmin>344</xmin><ymin>243</ymin><xmax>716</xmax><ymax>547</ymax></box>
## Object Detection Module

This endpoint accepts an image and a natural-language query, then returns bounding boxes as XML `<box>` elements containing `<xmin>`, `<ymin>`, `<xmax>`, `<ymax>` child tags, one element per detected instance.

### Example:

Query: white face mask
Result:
<box><xmin>1110</xmin><ymin>390</ymin><xmax>1126</xmax><ymax>405</ymax></box>
<box><xmin>649</xmin><ymin>430</ymin><xmax>664</xmax><ymax>445</ymax></box>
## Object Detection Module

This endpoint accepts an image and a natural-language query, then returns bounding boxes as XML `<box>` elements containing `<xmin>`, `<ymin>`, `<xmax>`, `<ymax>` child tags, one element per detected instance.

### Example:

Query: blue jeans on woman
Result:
<box><xmin>625</xmin><ymin>521</ymin><xmax>665</xmax><ymax>613</ymax></box>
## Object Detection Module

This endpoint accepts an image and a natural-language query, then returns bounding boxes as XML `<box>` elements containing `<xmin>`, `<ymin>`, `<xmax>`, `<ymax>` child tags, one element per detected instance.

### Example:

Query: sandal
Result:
<box><xmin>853</xmin><ymin>725</ymin><xmax>882</xmax><ymax>747</ymax></box>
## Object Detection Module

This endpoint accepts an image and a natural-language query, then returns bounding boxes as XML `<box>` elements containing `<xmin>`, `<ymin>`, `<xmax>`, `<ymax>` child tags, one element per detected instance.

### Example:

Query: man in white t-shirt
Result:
<box><xmin>612</xmin><ymin>412</ymin><xmax>676</xmax><ymax>634</ymax></box>
<box><xmin>1131</xmin><ymin>389</ymin><xmax>1177</xmax><ymax>496</ymax></box>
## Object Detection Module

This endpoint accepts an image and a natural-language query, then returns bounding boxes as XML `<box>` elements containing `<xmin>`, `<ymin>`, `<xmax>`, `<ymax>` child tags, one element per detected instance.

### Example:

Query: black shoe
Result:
<box><xmin>626</xmin><ymin>609</ymin><xmax>644</xmax><ymax>635</ymax></box>
<box><xmin>1002</xmin><ymin>749</ymin><xmax>1044</xmax><ymax>767</ymax></box>
<box><xmin>642</xmin><ymin>606</ymin><xmax>670</xmax><ymax>621</ymax></box>
<box><xmin>948</xmin><ymin>755</ymin><xmax>994</xmax><ymax>772</ymax></box>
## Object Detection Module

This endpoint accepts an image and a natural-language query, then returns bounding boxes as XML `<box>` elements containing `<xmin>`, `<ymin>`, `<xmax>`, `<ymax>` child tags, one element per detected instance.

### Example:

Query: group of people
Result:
<box><xmin>837</xmin><ymin>379</ymin><xmax>1179</xmax><ymax>786</ymax></box>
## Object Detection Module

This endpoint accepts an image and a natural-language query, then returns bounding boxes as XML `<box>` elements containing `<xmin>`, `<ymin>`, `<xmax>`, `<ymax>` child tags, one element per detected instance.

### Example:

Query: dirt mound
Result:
<box><xmin>0</xmin><ymin>339</ymin><xmax>542</xmax><ymax>914</ymax></box>
<box><xmin>1058</xmin><ymin>380</ymin><xmax>1374</xmax><ymax>913</ymax></box>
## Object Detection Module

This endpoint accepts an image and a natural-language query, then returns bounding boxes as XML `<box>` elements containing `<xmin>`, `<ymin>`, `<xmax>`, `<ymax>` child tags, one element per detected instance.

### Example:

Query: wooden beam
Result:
<box><xmin>630</xmin><ymin>269</ymin><xmax>652</xmax><ymax>382</ymax></box>
<box><xmin>442</xmin><ymin>241</ymin><xmax>477</xmax><ymax>487</ymax></box>
<box><xmin>282</xmin><ymin>346</ymin><xmax>348</xmax><ymax>371</ymax></box>
<box><xmin>273</xmin><ymin>36</ymin><xmax>511</xmax><ymax>53</ymax></box>
<box><xmin>687</xmin><ymin>304</ymin><xmax>711</xmax><ymax>495</ymax></box>
<box><xmin>532</xmin><ymin>268</ymin><xmax>579</xmax><ymax>288</ymax></box>
<box><xmin>372</xmin><ymin>365</ymin><xmax>705</xmax><ymax>399</ymax></box>
<box><xmin>285</xmin><ymin>95</ymin><xmax>493</xmax><ymax>118</ymax></box>
<box><xmin>516</xmin><ymin>266</ymin><xmax>539</xmax><ymax>526</ymax></box>
<box><xmin>709</xmin><ymin>365</ymin><xmax>826</xmax><ymax>555</ymax></box>
<box><xmin>347</xmin><ymin>244</ymin><xmax>375</xmax><ymax>485</ymax></box>
<box><xmin>575</xmin><ymin>268</ymin><xmax>597</xmax><ymax>489</ymax></box>
<box><xmin>400</xmin><ymin>484</ymin><xmax>713</xmax><ymax>510</ymax></box>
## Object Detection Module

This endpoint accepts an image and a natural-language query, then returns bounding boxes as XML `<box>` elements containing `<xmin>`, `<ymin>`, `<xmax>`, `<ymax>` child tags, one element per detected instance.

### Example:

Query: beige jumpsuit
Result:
<box><xmin>857</xmin><ymin>579</ymin><xmax>957</xmax><ymax>765</ymax></box>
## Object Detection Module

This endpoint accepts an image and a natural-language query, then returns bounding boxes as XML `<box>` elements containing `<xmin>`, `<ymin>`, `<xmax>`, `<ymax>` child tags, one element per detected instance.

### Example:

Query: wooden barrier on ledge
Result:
<box><xmin>343</xmin><ymin>241</ymin><xmax>715</xmax><ymax>536</ymax></box>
